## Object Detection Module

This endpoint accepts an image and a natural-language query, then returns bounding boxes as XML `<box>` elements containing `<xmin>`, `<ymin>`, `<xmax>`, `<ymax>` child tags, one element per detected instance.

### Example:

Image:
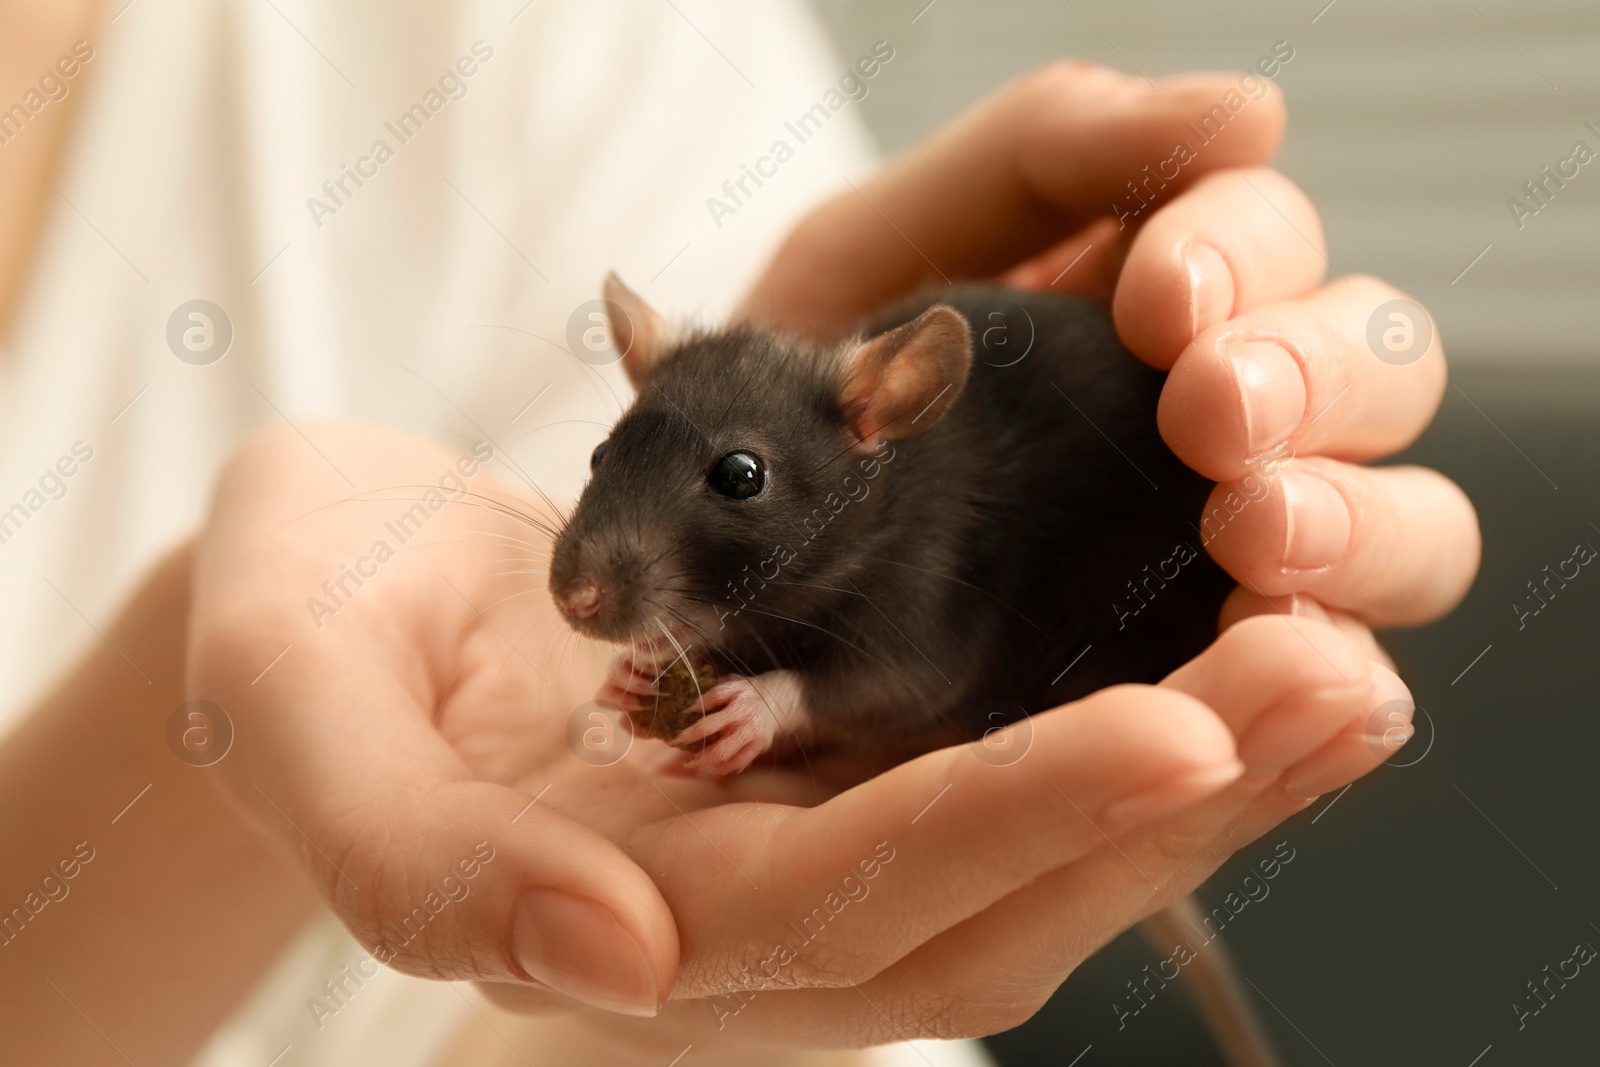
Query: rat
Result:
<box><xmin>547</xmin><ymin>274</ymin><xmax>1281</xmax><ymax>1067</ymax></box>
<box><xmin>548</xmin><ymin>273</ymin><xmax>1233</xmax><ymax>774</ymax></box>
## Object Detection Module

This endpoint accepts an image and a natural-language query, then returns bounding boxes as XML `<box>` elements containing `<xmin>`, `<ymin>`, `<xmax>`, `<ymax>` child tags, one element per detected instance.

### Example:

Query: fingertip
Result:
<box><xmin>1163</xmin><ymin>326</ymin><xmax>1322</xmax><ymax>482</ymax></box>
<box><xmin>319</xmin><ymin>780</ymin><xmax>681</xmax><ymax>1006</ymax></box>
<box><xmin>1183</xmin><ymin>242</ymin><xmax>1237</xmax><ymax>341</ymax></box>
<box><xmin>1018</xmin><ymin>684</ymin><xmax>1243</xmax><ymax>831</ymax></box>
<box><xmin>1218</xmin><ymin>589</ymin><xmax>1397</xmax><ymax>668</ymax></box>
<box><xmin>1117</xmin><ymin>168</ymin><xmax>1324</xmax><ymax>368</ymax></box>
<box><xmin>1145</xmin><ymin>71</ymin><xmax>1287</xmax><ymax>167</ymax></box>
<box><xmin>510</xmin><ymin>888</ymin><xmax>668</xmax><ymax>1017</ymax></box>
<box><xmin>1206</xmin><ymin>460</ymin><xmax>1481</xmax><ymax>625</ymax></box>
<box><xmin>1218</xmin><ymin>587</ymin><xmax>1331</xmax><ymax>630</ymax></box>
<box><xmin>1115</xmin><ymin>241</ymin><xmax>1216</xmax><ymax>369</ymax></box>
<box><xmin>1281</xmin><ymin>661</ymin><xmax>1416</xmax><ymax>800</ymax></box>
<box><xmin>1001</xmin><ymin>218</ymin><xmax>1126</xmax><ymax>300</ymax></box>
<box><xmin>1158</xmin><ymin>338</ymin><xmax>1255</xmax><ymax>476</ymax></box>
<box><xmin>1426</xmin><ymin>471</ymin><xmax>1483</xmax><ymax>616</ymax></box>
<box><xmin>1012</xmin><ymin>59</ymin><xmax>1153</xmax><ymax>116</ymax></box>
<box><xmin>1366</xmin><ymin>661</ymin><xmax>1415</xmax><ymax>719</ymax></box>
<box><xmin>1077</xmin><ymin>683</ymin><xmax>1239</xmax><ymax>770</ymax></box>
<box><xmin>1216</xmin><ymin>611</ymin><xmax>1376</xmax><ymax>691</ymax></box>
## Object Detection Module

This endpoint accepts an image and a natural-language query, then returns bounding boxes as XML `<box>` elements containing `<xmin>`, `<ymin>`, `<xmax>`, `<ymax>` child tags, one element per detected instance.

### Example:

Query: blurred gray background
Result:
<box><xmin>809</xmin><ymin>3</ymin><xmax>1600</xmax><ymax>1066</ymax></box>
<box><xmin>813</xmin><ymin>0</ymin><xmax>1600</xmax><ymax>366</ymax></box>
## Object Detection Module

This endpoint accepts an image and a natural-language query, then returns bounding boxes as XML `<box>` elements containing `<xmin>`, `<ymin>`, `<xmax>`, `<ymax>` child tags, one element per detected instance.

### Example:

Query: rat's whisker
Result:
<box><xmin>860</xmin><ymin>555</ymin><xmax>1050</xmax><ymax>637</ymax></box>
<box><xmin>653</xmin><ymin>616</ymin><xmax>696</xmax><ymax>677</ymax></box>
<box><xmin>312</xmin><ymin>486</ymin><xmax>563</xmax><ymax>541</ymax></box>
<box><xmin>463</xmin><ymin>585</ymin><xmax>553</xmax><ymax>618</ymax></box>
<box><xmin>477</xmin><ymin>556</ymin><xmax>552</xmax><ymax>570</ymax></box>
<box><xmin>658</xmin><ymin>589</ymin><xmax>715</xmax><ymax>603</ymax></box>
<box><xmin>755</xmin><ymin>577</ymin><xmax>865</xmax><ymax>597</ymax></box>
<box><xmin>668</xmin><ymin>608</ymin><xmax>811</xmax><ymax>759</ymax></box>
<box><xmin>466</xmin><ymin>528</ymin><xmax>556</xmax><ymax>551</ymax></box>
<box><xmin>732</xmin><ymin>605</ymin><xmax>932</xmax><ymax>703</ymax></box>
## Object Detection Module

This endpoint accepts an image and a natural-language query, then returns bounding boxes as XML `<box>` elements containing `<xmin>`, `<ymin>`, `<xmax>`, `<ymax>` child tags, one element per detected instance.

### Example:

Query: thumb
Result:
<box><xmin>740</xmin><ymin>63</ymin><xmax>1285</xmax><ymax>337</ymax></box>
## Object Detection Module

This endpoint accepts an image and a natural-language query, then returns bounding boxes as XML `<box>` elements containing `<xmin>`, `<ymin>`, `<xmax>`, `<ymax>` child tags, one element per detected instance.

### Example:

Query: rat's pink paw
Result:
<box><xmin>675</xmin><ymin>671</ymin><xmax>808</xmax><ymax>776</ymax></box>
<box><xmin>594</xmin><ymin>648</ymin><xmax>672</xmax><ymax>712</ymax></box>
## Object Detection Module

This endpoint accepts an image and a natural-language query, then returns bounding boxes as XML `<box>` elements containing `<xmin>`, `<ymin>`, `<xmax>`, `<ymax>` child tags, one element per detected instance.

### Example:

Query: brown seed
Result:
<box><xmin>628</xmin><ymin>659</ymin><xmax>720</xmax><ymax>745</ymax></box>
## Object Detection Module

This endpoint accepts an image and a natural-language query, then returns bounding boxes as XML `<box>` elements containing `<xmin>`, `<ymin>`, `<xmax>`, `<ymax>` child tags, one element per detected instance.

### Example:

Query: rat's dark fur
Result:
<box><xmin>550</xmin><ymin>285</ymin><xmax>1232</xmax><ymax>753</ymax></box>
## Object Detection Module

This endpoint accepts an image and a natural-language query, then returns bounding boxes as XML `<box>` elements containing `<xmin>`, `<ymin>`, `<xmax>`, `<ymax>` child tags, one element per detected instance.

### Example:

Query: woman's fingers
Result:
<box><xmin>641</xmin><ymin>684</ymin><xmax>1242</xmax><ymax>1001</ymax></box>
<box><xmin>1159</xmin><ymin>275</ymin><xmax>1448</xmax><ymax>482</ymax></box>
<box><xmin>1200</xmin><ymin>459</ymin><xmax>1481</xmax><ymax>626</ymax></box>
<box><xmin>1280</xmin><ymin>662</ymin><xmax>1415</xmax><ymax>800</ymax></box>
<box><xmin>660</xmin><ymin>617</ymin><xmax>1398</xmax><ymax>1045</ymax></box>
<box><xmin>1152</xmin><ymin>273</ymin><xmax>1468</xmax><ymax>625</ymax></box>
<box><xmin>740</xmin><ymin>64</ymin><xmax>1284</xmax><ymax>337</ymax></box>
<box><xmin>1217</xmin><ymin>587</ymin><xmax>1394</xmax><ymax>666</ymax></box>
<box><xmin>1114</xmin><ymin>168</ymin><xmax>1328</xmax><ymax>368</ymax></box>
<box><xmin>1161</xmin><ymin>614</ymin><xmax>1374</xmax><ymax>764</ymax></box>
<box><xmin>193</xmin><ymin>613</ymin><xmax>680</xmax><ymax>1013</ymax></box>
<box><xmin>1001</xmin><ymin>216</ymin><xmax>1127</xmax><ymax>301</ymax></box>
<box><xmin>189</xmin><ymin>426</ymin><xmax>680</xmax><ymax>1012</ymax></box>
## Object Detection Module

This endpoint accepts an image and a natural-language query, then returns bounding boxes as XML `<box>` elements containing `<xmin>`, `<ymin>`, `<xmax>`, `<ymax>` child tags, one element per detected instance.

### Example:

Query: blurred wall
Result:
<box><xmin>810</xmin><ymin>0</ymin><xmax>1600</xmax><ymax>366</ymax></box>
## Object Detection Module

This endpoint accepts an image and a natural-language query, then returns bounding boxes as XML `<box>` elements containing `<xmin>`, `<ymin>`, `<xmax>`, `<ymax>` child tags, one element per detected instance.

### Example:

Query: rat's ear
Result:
<box><xmin>838</xmin><ymin>305</ymin><xmax>972</xmax><ymax>450</ymax></box>
<box><xmin>602</xmin><ymin>271</ymin><xmax>673</xmax><ymax>388</ymax></box>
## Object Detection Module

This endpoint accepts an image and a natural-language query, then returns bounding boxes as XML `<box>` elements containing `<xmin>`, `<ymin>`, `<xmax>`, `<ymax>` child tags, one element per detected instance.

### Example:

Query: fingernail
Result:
<box><xmin>1281</xmin><ymin>468</ymin><xmax>1352</xmax><ymax>571</ymax></box>
<box><xmin>1282</xmin><ymin>669</ymin><xmax>1414</xmax><ymax>800</ymax></box>
<box><xmin>1285</xmin><ymin>593</ymin><xmax>1333</xmax><ymax>622</ymax></box>
<box><xmin>1184</xmin><ymin>243</ymin><xmax>1235</xmax><ymax>337</ymax></box>
<box><xmin>1102</xmin><ymin>759</ymin><xmax>1246</xmax><ymax>829</ymax></box>
<box><xmin>512</xmin><ymin>889</ymin><xmax>661</xmax><ymax>1016</ymax></box>
<box><xmin>1362</xmin><ymin>665</ymin><xmax>1417</xmax><ymax>762</ymax></box>
<box><xmin>1363</xmin><ymin>724</ymin><xmax>1415</xmax><ymax>755</ymax></box>
<box><xmin>1229</xmin><ymin>341</ymin><xmax>1306</xmax><ymax>454</ymax></box>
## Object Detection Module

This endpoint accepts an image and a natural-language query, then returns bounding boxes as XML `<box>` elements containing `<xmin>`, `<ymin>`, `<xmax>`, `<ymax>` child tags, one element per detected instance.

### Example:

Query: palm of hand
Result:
<box><xmin>191</xmin><ymin>422</ymin><xmax>1409</xmax><ymax>1054</ymax></box>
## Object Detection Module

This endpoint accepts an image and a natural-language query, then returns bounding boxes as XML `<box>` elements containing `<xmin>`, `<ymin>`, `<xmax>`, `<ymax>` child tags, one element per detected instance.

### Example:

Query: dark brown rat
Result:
<box><xmin>547</xmin><ymin>274</ymin><xmax>1280</xmax><ymax>1067</ymax></box>
<box><xmin>549</xmin><ymin>274</ymin><xmax>1233</xmax><ymax>773</ymax></box>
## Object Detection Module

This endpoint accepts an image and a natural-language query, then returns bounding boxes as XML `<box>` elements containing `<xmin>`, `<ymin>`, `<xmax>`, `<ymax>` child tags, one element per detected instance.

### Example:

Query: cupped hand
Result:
<box><xmin>188</xmin><ymin>423</ymin><xmax>1411</xmax><ymax>1054</ymax></box>
<box><xmin>740</xmin><ymin>62</ymin><xmax>1480</xmax><ymax>652</ymax></box>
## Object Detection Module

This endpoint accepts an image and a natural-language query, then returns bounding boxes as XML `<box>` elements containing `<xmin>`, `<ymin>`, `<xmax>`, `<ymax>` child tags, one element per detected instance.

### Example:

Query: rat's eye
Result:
<box><xmin>708</xmin><ymin>451</ymin><xmax>765</xmax><ymax>499</ymax></box>
<box><xmin>590</xmin><ymin>441</ymin><xmax>608</xmax><ymax>471</ymax></box>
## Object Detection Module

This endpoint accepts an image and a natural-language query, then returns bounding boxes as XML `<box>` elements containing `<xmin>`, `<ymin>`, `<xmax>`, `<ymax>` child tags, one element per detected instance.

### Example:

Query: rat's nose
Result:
<box><xmin>559</xmin><ymin>579</ymin><xmax>605</xmax><ymax>619</ymax></box>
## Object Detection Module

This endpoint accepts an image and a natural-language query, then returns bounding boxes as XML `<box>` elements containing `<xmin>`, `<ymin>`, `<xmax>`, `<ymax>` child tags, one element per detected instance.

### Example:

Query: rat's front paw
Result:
<box><xmin>594</xmin><ymin>648</ymin><xmax>673</xmax><ymax>712</ymax></box>
<box><xmin>675</xmin><ymin>670</ymin><xmax>808</xmax><ymax>775</ymax></box>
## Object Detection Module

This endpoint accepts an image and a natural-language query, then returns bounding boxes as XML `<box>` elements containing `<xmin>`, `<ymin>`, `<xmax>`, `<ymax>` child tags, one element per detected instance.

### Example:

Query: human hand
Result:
<box><xmin>740</xmin><ymin>62</ymin><xmax>1480</xmax><ymax>652</ymax></box>
<box><xmin>188</xmin><ymin>422</ymin><xmax>1410</xmax><ymax>1055</ymax></box>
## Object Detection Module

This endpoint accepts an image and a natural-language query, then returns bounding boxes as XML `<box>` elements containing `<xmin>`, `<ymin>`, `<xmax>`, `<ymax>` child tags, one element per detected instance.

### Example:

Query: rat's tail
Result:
<box><xmin>1139</xmin><ymin>897</ymin><xmax>1283</xmax><ymax>1067</ymax></box>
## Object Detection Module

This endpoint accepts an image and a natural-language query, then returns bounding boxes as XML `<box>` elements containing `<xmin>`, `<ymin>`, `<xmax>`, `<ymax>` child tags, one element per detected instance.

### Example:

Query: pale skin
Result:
<box><xmin>0</xmin><ymin>43</ymin><xmax>1479</xmax><ymax>1067</ymax></box>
